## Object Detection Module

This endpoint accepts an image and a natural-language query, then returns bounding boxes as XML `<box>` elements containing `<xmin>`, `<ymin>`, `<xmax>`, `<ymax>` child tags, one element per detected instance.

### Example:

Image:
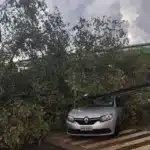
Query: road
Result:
<box><xmin>23</xmin><ymin>143</ymin><xmax>66</xmax><ymax>150</ymax></box>
<box><xmin>46</xmin><ymin>129</ymin><xmax>150</xmax><ymax>150</ymax></box>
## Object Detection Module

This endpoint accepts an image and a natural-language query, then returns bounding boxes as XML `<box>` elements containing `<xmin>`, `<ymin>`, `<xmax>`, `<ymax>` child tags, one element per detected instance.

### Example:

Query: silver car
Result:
<box><xmin>66</xmin><ymin>96</ymin><xmax>124</xmax><ymax>136</ymax></box>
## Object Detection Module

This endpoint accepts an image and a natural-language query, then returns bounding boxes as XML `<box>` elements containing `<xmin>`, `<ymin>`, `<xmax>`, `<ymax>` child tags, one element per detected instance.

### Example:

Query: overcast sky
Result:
<box><xmin>0</xmin><ymin>0</ymin><xmax>150</xmax><ymax>44</ymax></box>
<box><xmin>46</xmin><ymin>0</ymin><xmax>150</xmax><ymax>45</ymax></box>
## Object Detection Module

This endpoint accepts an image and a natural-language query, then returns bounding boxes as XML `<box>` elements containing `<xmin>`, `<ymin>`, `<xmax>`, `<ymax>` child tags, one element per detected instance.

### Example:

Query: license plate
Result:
<box><xmin>80</xmin><ymin>126</ymin><xmax>93</xmax><ymax>131</ymax></box>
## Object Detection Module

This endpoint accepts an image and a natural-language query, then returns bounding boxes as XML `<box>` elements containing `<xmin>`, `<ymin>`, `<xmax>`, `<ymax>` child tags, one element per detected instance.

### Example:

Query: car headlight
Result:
<box><xmin>100</xmin><ymin>114</ymin><xmax>113</xmax><ymax>122</ymax></box>
<box><xmin>67</xmin><ymin>115</ymin><xmax>75</xmax><ymax>122</ymax></box>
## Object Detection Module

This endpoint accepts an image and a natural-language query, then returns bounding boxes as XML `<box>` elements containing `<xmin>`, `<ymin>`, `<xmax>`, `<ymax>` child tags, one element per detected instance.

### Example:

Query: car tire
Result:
<box><xmin>112</xmin><ymin>120</ymin><xmax>120</xmax><ymax>137</ymax></box>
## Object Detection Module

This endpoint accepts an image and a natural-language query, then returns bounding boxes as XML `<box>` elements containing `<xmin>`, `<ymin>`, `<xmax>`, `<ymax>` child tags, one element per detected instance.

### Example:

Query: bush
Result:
<box><xmin>122</xmin><ymin>92</ymin><xmax>144</xmax><ymax>128</ymax></box>
<box><xmin>0</xmin><ymin>100</ymin><xmax>49</xmax><ymax>150</ymax></box>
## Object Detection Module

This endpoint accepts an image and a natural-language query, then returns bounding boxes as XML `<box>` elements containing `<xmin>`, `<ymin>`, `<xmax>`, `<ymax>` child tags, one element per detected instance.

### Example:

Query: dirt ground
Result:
<box><xmin>20</xmin><ymin>125</ymin><xmax>150</xmax><ymax>150</ymax></box>
<box><xmin>22</xmin><ymin>143</ymin><xmax>66</xmax><ymax>150</ymax></box>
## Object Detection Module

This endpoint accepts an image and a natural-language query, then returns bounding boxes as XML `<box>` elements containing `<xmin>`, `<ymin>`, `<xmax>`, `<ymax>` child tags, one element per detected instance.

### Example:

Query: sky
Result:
<box><xmin>0</xmin><ymin>0</ymin><xmax>150</xmax><ymax>44</ymax></box>
<box><xmin>45</xmin><ymin>0</ymin><xmax>150</xmax><ymax>45</ymax></box>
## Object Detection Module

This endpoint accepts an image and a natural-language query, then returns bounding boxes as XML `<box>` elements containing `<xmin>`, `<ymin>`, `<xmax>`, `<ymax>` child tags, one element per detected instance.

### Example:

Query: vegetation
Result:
<box><xmin>0</xmin><ymin>0</ymin><xmax>150</xmax><ymax>149</ymax></box>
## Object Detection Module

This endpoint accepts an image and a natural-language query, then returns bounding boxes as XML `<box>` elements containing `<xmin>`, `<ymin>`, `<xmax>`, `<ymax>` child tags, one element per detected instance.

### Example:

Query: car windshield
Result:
<box><xmin>87</xmin><ymin>96</ymin><xmax>114</xmax><ymax>107</ymax></box>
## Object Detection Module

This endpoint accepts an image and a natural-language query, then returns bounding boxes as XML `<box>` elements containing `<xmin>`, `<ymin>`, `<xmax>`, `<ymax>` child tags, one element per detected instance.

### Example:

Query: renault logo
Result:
<box><xmin>84</xmin><ymin>117</ymin><xmax>89</xmax><ymax>124</ymax></box>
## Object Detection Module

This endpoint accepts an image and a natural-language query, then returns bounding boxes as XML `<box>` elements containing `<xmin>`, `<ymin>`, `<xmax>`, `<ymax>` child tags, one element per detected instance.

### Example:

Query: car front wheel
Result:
<box><xmin>112</xmin><ymin>121</ymin><xmax>120</xmax><ymax>137</ymax></box>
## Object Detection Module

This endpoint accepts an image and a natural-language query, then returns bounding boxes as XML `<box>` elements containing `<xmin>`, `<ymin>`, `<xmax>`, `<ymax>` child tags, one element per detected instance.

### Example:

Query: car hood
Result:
<box><xmin>68</xmin><ymin>107</ymin><xmax>115</xmax><ymax>118</ymax></box>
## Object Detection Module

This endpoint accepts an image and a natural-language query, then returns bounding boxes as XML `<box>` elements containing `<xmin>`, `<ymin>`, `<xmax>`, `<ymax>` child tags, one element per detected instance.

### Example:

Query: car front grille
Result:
<box><xmin>75</xmin><ymin>118</ymin><xmax>99</xmax><ymax>125</ymax></box>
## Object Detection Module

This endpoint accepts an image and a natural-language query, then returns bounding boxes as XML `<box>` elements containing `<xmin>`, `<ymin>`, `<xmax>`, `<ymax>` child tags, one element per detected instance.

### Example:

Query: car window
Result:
<box><xmin>92</xmin><ymin>96</ymin><xmax>114</xmax><ymax>107</ymax></box>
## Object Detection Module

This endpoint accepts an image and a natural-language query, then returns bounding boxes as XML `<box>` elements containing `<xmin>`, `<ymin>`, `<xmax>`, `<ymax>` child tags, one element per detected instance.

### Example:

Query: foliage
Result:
<box><xmin>68</xmin><ymin>17</ymin><xmax>129</xmax><ymax>101</ymax></box>
<box><xmin>0</xmin><ymin>101</ymin><xmax>49</xmax><ymax>150</ymax></box>
<box><xmin>0</xmin><ymin>0</ymin><xmax>150</xmax><ymax>149</ymax></box>
<box><xmin>122</xmin><ymin>92</ymin><xmax>143</xmax><ymax>126</ymax></box>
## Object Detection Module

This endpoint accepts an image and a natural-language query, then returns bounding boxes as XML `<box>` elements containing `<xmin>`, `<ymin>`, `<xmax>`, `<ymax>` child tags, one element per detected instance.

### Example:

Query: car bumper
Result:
<box><xmin>66</xmin><ymin>119</ymin><xmax>116</xmax><ymax>136</ymax></box>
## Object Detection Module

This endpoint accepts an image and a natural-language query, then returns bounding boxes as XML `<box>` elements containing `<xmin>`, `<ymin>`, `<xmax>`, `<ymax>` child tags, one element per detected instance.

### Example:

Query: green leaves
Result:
<box><xmin>0</xmin><ymin>101</ymin><xmax>49</xmax><ymax>150</ymax></box>
<box><xmin>68</xmin><ymin>16</ymin><xmax>129</xmax><ymax>97</ymax></box>
<box><xmin>1</xmin><ymin>0</ymin><xmax>150</xmax><ymax>148</ymax></box>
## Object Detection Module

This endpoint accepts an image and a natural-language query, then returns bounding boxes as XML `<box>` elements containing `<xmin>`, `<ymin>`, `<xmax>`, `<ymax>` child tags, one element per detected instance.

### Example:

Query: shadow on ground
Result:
<box><xmin>22</xmin><ymin>143</ymin><xmax>66</xmax><ymax>150</ymax></box>
<box><xmin>68</xmin><ymin>135</ymin><xmax>113</xmax><ymax>142</ymax></box>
